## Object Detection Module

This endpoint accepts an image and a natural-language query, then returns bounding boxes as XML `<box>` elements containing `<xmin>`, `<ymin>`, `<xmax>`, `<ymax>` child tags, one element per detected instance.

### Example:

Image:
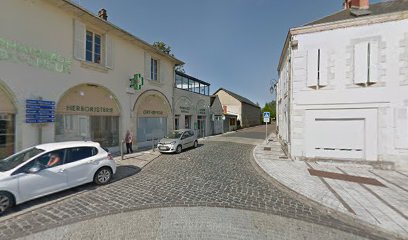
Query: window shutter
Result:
<box><xmin>369</xmin><ymin>41</ymin><xmax>379</xmax><ymax>83</ymax></box>
<box><xmin>159</xmin><ymin>60</ymin><xmax>165</xmax><ymax>82</ymax></box>
<box><xmin>144</xmin><ymin>52</ymin><xmax>151</xmax><ymax>80</ymax></box>
<box><xmin>306</xmin><ymin>50</ymin><xmax>318</xmax><ymax>87</ymax></box>
<box><xmin>319</xmin><ymin>49</ymin><xmax>328</xmax><ymax>86</ymax></box>
<box><xmin>105</xmin><ymin>34</ymin><xmax>113</xmax><ymax>69</ymax></box>
<box><xmin>354</xmin><ymin>42</ymin><xmax>368</xmax><ymax>84</ymax></box>
<box><xmin>73</xmin><ymin>20</ymin><xmax>86</xmax><ymax>60</ymax></box>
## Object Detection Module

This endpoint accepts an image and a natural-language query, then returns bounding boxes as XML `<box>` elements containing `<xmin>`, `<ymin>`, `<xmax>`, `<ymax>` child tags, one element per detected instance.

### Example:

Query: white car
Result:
<box><xmin>157</xmin><ymin>129</ymin><xmax>198</xmax><ymax>153</ymax></box>
<box><xmin>0</xmin><ymin>141</ymin><xmax>116</xmax><ymax>214</ymax></box>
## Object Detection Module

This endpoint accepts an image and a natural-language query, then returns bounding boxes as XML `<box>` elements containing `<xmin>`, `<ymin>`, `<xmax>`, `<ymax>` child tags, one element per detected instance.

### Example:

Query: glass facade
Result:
<box><xmin>175</xmin><ymin>72</ymin><xmax>210</xmax><ymax>96</ymax></box>
<box><xmin>55</xmin><ymin>114</ymin><xmax>119</xmax><ymax>148</ymax></box>
<box><xmin>137</xmin><ymin>117</ymin><xmax>167</xmax><ymax>143</ymax></box>
<box><xmin>0</xmin><ymin>113</ymin><xmax>15</xmax><ymax>159</ymax></box>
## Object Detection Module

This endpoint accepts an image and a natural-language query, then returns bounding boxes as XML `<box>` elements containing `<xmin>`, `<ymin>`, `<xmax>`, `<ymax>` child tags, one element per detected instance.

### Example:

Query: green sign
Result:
<box><xmin>130</xmin><ymin>73</ymin><xmax>144</xmax><ymax>90</ymax></box>
<box><xmin>0</xmin><ymin>37</ymin><xmax>72</xmax><ymax>74</ymax></box>
<box><xmin>65</xmin><ymin>105</ymin><xmax>113</xmax><ymax>113</ymax></box>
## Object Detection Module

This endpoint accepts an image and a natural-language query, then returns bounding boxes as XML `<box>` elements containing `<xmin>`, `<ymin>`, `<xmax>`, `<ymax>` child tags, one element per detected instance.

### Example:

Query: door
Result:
<box><xmin>312</xmin><ymin>119</ymin><xmax>365</xmax><ymax>159</ymax></box>
<box><xmin>79</xmin><ymin>116</ymin><xmax>90</xmax><ymax>140</ymax></box>
<box><xmin>197</xmin><ymin>116</ymin><xmax>206</xmax><ymax>138</ymax></box>
<box><xmin>181</xmin><ymin>131</ymin><xmax>193</xmax><ymax>148</ymax></box>
<box><xmin>64</xmin><ymin>147</ymin><xmax>99</xmax><ymax>186</ymax></box>
<box><xmin>18</xmin><ymin>149</ymin><xmax>68</xmax><ymax>202</ymax></box>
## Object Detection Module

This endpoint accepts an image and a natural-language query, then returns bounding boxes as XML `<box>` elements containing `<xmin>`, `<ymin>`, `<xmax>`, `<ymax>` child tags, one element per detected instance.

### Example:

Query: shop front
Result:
<box><xmin>0</xmin><ymin>86</ymin><xmax>16</xmax><ymax>159</ymax></box>
<box><xmin>55</xmin><ymin>84</ymin><xmax>121</xmax><ymax>149</ymax></box>
<box><xmin>134</xmin><ymin>91</ymin><xmax>171</xmax><ymax>148</ymax></box>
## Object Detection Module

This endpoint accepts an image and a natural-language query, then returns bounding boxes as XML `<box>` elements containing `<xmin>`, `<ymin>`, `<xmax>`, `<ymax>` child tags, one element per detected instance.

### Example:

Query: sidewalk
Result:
<box><xmin>254</xmin><ymin>133</ymin><xmax>408</xmax><ymax>239</ymax></box>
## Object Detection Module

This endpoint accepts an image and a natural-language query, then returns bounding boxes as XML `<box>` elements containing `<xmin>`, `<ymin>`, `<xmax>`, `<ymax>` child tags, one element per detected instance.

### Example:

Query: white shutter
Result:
<box><xmin>144</xmin><ymin>52</ymin><xmax>151</xmax><ymax>80</ymax></box>
<box><xmin>73</xmin><ymin>19</ymin><xmax>86</xmax><ymax>60</ymax></box>
<box><xmin>354</xmin><ymin>42</ymin><xmax>368</xmax><ymax>84</ymax></box>
<box><xmin>105</xmin><ymin>34</ymin><xmax>113</xmax><ymax>69</ymax></box>
<box><xmin>369</xmin><ymin>41</ymin><xmax>379</xmax><ymax>83</ymax></box>
<box><xmin>307</xmin><ymin>49</ymin><xmax>318</xmax><ymax>87</ymax></box>
<box><xmin>319</xmin><ymin>49</ymin><xmax>328</xmax><ymax>86</ymax></box>
<box><xmin>159</xmin><ymin>60</ymin><xmax>165</xmax><ymax>82</ymax></box>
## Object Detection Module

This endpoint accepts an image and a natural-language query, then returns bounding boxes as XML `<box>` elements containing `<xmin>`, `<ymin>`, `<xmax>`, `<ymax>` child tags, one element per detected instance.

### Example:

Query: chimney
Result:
<box><xmin>98</xmin><ymin>8</ymin><xmax>108</xmax><ymax>21</ymax></box>
<box><xmin>344</xmin><ymin>0</ymin><xmax>369</xmax><ymax>10</ymax></box>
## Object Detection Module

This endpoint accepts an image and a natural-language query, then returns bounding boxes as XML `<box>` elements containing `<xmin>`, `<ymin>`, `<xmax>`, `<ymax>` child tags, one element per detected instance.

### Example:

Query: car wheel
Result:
<box><xmin>0</xmin><ymin>192</ymin><xmax>14</xmax><ymax>214</ymax></box>
<box><xmin>94</xmin><ymin>167</ymin><xmax>113</xmax><ymax>185</ymax></box>
<box><xmin>193</xmin><ymin>141</ymin><xmax>198</xmax><ymax>148</ymax></box>
<box><xmin>176</xmin><ymin>145</ymin><xmax>182</xmax><ymax>154</ymax></box>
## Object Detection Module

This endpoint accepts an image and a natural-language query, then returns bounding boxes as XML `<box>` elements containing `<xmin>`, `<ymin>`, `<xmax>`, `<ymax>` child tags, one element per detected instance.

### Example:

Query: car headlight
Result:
<box><xmin>170</xmin><ymin>141</ymin><xmax>176</xmax><ymax>145</ymax></box>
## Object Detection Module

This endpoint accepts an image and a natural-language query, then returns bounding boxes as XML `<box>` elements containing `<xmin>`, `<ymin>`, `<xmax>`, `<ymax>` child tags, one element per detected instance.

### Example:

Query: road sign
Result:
<box><xmin>26</xmin><ymin>99</ymin><xmax>56</xmax><ymax>124</ymax></box>
<box><xmin>263</xmin><ymin>112</ymin><xmax>270</xmax><ymax>123</ymax></box>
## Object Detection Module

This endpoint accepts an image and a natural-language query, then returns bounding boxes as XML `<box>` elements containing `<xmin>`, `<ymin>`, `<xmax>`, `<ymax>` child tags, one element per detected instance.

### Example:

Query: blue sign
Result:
<box><xmin>263</xmin><ymin>112</ymin><xmax>270</xmax><ymax>118</ymax></box>
<box><xmin>26</xmin><ymin>99</ymin><xmax>56</xmax><ymax>124</ymax></box>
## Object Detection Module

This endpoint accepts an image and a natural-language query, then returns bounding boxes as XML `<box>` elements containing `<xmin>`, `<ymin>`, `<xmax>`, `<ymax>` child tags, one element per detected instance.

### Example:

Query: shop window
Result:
<box><xmin>0</xmin><ymin>114</ymin><xmax>15</xmax><ymax>159</ymax></box>
<box><xmin>137</xmin><ymin>117</ymin><xmax>167</xmax><ymax>143</ymax></box>
<box><xmin>55</xmin><ymin>114</ymin><xmax>119</xmax><ymax>148</ymax></box>
<box><xmin>86</xmin><ymin>30</ymin><xmax>102</xmax><ymax>64</ymax></box>
<box><xmin>151</xmin><ymin>58</ymin><xmax>158</xmax><ymax>80</ymax></box>
<box><xmin>229</xmin><ymin>118</ymin><xmax>236</xmax><ymax>126</ymax></box>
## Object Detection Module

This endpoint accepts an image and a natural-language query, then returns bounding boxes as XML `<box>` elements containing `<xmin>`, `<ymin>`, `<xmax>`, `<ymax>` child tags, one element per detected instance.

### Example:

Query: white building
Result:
<box><xmin>276</xmin><ymin>0</ymin><xmax>408</xmax><ymax>169</ymax></box>
<box><xmin>0</xmin><ymin>0</ymin><xmax>183</xmax><ymax>157</ymax></box>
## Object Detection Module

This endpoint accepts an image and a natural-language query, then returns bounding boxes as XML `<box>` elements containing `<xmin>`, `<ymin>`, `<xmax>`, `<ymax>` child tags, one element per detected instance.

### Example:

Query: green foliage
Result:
<box><xmin>262</xmin><ymin>101</ymin><xmax>276</xmax><ymax>119</ymax></box>
<box><xmin>153</xmin><ymin>41</ymin><xmax>173</xmax><ymax>56</ymax></box>
<box><xmin>175</xmin><ymin>64</ymin><xmax>185</xmax><ymax>73</ymax></box>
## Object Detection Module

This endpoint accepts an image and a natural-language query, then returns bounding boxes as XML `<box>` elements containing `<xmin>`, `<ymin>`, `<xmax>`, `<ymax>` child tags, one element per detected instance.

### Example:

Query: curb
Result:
<box><xmin>250</xmin><ymin>143</ymin><xmax>402</xmax><ymax>240</ymax></box>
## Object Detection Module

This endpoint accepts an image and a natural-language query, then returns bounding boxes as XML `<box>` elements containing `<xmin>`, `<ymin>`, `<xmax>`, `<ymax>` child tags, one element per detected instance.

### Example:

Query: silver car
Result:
<box><xmin>157</xmin><ymin>129</ymin><xmax>198</xmax><ymax>153</ymax></box>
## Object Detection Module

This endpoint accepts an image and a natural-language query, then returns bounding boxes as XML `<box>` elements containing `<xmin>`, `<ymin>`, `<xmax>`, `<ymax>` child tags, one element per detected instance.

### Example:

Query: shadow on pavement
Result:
<box><xmin>1</xmin><ymin>165</ymin><xmax>141</xmax><ymax>217</ymax></box>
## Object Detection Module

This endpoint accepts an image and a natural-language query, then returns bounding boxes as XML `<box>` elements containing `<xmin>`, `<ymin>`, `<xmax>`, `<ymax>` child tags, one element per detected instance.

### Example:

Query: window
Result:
<box><xmin>33</xmin><ymin>149</ymin><xmax>66</xmax><ymax>169</ymax></box>
<box><xmin>354</xmin><ymin>41</ymin><xmax>379</xmax><ymax>84</ymax></box>
<box><xmin>151</xmin><ymin>58</ymin><xmax>158</xmax><ymax>80</ymax></box>
<box><xmin>229</xmin><ymin>118</ymin><xmax>236</xmax><ymax>126</ymax></box>
<box><xmin>307</xmin><ymin>49</ymin><xmax>327</xmax><ymax>88</ymax></box>
<box><xmin>185</xmin><ymin>115</ymin><xmax>191</xmax><ymax>129</ymax></box>
<box><xmin>66</xmin><ymin>147</ymin><xmax>97</xmax><ymax>164</ymax></box>
<box><xmin>86</xmin><ymin>30</ymin><xmax>102</xmax><ymax>64</ymax></box>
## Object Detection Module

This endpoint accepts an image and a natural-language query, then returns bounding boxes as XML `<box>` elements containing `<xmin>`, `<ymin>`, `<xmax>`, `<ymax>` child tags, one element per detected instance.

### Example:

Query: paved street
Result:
<box><xmin>0</xmin><ymin>126</ymin><xmax>392</xmax><ymax>239</ymax></box>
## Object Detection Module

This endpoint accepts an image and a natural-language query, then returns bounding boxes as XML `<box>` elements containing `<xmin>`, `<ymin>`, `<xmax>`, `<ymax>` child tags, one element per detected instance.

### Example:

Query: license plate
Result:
<box><xmin>159</xmin><ymin>146</ymin><xmax>167</xmax><ymax>150</ymax></box>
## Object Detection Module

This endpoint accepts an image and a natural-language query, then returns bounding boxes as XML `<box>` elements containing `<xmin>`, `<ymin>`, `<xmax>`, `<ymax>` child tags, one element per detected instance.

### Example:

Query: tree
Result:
<box><xmin>175</xmin><ymin>64</ymin><xmax>185</xmax><ymax>73</ymax></box>
<box><xmin>152</xmin><ymin>41</ymin><xmax>173</xmax><ymax>56</ymax></box>
<box><xmin>262</xmin><ymin>101</ymin><xmax>276</xmax><ymax>119</ymax></box>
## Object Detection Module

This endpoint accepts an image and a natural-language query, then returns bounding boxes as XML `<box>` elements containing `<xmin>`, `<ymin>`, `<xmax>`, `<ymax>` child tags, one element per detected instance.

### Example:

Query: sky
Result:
<box><xmin>75</xmin><ymin>0</ymin><xmax>382</xmax><ymax>107</ymax></box>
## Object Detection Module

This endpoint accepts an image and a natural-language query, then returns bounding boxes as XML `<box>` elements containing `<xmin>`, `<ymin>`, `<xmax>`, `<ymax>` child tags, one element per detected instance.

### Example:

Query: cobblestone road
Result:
<box><xmin>0</xmin><ymin>127</ymin><xmax>390</xmax><ymax>239</ymax></box>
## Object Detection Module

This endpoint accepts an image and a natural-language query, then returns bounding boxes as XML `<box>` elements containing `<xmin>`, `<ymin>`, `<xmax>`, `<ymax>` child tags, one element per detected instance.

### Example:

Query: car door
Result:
<box><xmin>183</xmin><ymin>131</ymin><xmax>194</xmax><ymax>148</ymax></box>
<box><xmin>181</xmin><ymin>131</ymin><xmax>190</xmax><ymax>148</ymax></box>
<box><xmin>17</xmin><ymin>149</ymin><xmax>68</xmax><ymax>202</ymax></box>
<box><xmin>64</xmin><ymin>147</ymin><xmax>99</xmax><ymax>187</ymax></box>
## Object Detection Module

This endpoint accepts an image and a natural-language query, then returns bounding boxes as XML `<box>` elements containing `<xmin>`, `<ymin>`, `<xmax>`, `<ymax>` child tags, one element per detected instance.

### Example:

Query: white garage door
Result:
<box><xmin>312</xmin><ymin>119</ymin><xmax>365</xmax><ymax>159</ymax></box>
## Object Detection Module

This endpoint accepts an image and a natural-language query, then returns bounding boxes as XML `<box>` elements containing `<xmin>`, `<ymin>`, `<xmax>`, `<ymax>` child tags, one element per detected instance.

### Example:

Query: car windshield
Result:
<box><xmin>165</xmin><ymin>131</ymin><xmax>183</xmax><ymax>139</ymax></box>
<box><xmin>0</xmin><ymin>147</ymin><xmax>44</xmax><ymax>172</ymax></box>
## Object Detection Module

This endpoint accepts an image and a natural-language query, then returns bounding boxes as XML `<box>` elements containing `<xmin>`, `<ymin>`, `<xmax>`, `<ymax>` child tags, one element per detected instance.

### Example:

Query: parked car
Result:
<box><xmin>157</xmin><ymin>129</ymin><xmax>198</xmax><ymax>153</ymax></box>
<box><xmin>0</xmin><ymin>141</ymin><xmax>116</xmax><ymax>214</ymax></box>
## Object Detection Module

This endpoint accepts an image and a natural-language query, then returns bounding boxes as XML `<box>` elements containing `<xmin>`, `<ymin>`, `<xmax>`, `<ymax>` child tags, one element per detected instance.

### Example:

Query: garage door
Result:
<box><xmin>312</xmin><ymin>119</ymin><xmax>365</xmax><ymax>159</ymax></box>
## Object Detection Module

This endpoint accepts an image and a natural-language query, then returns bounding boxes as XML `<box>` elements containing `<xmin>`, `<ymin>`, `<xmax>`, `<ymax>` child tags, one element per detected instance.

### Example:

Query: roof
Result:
<box><xmin>46</xmin><ymin>0</ymin><xmax>184</xmax><ymax>65</ymax></box>
<box><xmin>175</xmin><ymin>71</ymin><xmax>211</xmax><ymax>86</ymax></box>
<box><xmin>278</xmin><ymin>0</ymin><xmax>408</xmax><ymax>71</ymax></box>
<box><xmin>213</xmin><ymin>88</ymin><xmax>260</xmax><ymax>108</ymax></box>
<box><xmin>305</xmin><ymin>0</ymin><xmax>408</xmax><ymax>26</ymax></box>
<box><xmin>36</xmin><ymin>141</ymin><xmax>100</xmax><ymax>151</ymax></box>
